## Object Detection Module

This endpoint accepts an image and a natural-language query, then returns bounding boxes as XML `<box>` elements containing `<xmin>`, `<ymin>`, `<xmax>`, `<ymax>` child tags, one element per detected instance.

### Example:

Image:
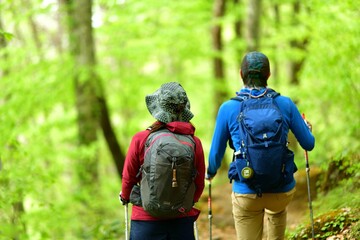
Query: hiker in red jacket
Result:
<box><xmin>120</xmin><ymin>82</ymin><xmax>205</xmax><ymax>240</ymax></box>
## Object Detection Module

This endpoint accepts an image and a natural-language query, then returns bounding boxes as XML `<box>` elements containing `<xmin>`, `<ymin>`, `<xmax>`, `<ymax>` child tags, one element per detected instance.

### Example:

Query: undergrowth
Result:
<box><xmin>287</xmin><ymin>177</ymin><xmax>360</xmax><ymax>239</ymax></box>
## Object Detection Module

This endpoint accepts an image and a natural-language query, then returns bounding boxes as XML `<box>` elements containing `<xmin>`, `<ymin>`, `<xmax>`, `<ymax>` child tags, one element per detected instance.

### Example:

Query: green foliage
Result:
<box><xmin>288</xmin><ymin>174</ymin><xmax>360</xmax><ymax>239</ymax></box>
<box><xmin>349</xmin><ymin>220</ymin><xmax>360</xmax><ymax>239</ymax></box>
<box><xmin>0</xmin><ymin>30</ymin><xmax>13</xmax><ymax>41</ymax></box>
<box><xmin>288</xmin><ymin>208</ymin><xmax>359</xmax><ymax>240</ymax></box>
<box><xmin>298</xmin><ymin>0</ymin><xmax>360</xmax><ymax>166</ymax></box>
<box><xmin>0</xmin><ymin>0</ymin><xmax>359</xmax><ymax>238</ymax></box>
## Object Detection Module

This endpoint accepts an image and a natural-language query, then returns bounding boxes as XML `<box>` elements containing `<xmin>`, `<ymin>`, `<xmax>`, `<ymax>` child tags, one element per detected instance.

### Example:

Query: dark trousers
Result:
<box><xmin>130</xmin><ymin>217</ymin><xmax>196</xmax><ymax>240</ymax></box>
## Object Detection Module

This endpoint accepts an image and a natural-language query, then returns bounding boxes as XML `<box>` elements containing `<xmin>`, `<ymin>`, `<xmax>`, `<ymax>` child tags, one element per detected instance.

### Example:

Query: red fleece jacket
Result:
<box><xmin>121</xmin><ymin>121</ymin><xmax>205</xmax><ymax>221</ymax></box>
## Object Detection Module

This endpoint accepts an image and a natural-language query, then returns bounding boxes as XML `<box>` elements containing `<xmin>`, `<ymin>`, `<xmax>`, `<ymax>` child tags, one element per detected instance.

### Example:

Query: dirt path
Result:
<box><xmin>195</xmin><ymin>171</ymin><xmax>318</xmax><ymax>240</ymax></box>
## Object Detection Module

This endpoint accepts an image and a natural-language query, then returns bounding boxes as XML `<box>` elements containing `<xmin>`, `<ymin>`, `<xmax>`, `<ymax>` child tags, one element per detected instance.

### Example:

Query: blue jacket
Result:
<box><xmin>208</xmin><ymin>87</ymin><xmax>315</xmax><ymax>194</ymax></box>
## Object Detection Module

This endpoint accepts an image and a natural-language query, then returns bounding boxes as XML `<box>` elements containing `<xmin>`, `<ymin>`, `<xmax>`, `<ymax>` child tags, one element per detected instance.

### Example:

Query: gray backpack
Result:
<box><xmin>140</xmin><ymin>129</ymin><xmax>196</xmax><ymax>218</ymax></box>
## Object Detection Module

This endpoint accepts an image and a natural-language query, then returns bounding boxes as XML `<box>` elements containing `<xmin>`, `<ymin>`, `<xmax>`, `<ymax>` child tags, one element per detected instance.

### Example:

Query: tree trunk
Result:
<box><xmin>21</xmin><ymin>0</ymin><xmax>43</xmax><ymax>59</ymax></box>
<box><xmin>62</xmin><ymin>0</ymin><xmax>124</xmax><ymax>182</ymax></box>
<box><xmin>233</xmin><ymin>0</ymin><xmax>243</xmax><ymax>66</ymax></box>
<box><xmin>271</xmin><ymin>4</ymin><xmax>280</xmax><ymax>83</ymax></box>
<box><xmin>212</xmin><ymin>0</ymin><xmax>227</xmax><ymax>113</ymax></box>
<box><xmin>287</xmin><ymin>1</ymin><xmax>309</xmax><ymax>150</ymax></box>
<box><xmin>67</xmin><ymin>0</ymin><xmax>100</xmax><ymax>186</ymax></box>
<box><xmin>98</xmin><ymin>96</ymin><xmax>125</xmax><ymax>178</ymax></box>
<box><xmin>245</xmin><ymin>0</ymin><xmax>261</xmax><ymax>51</ymax></box>
<box><xmin>289</xmin><ymin>0</ymin><xmax>308</xmax><ymax>85</ymax></box>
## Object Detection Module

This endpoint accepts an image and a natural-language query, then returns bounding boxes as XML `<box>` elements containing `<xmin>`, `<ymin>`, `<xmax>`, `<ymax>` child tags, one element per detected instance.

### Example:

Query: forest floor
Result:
<box><xmin>195</xmin><ymin>170</ymin><xmax>319</xmax><ymax>240</ymax></box>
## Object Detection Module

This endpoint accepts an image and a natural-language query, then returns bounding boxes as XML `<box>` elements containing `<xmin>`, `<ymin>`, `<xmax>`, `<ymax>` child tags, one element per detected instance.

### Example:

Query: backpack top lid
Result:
<box><xmin>231</xmin><ymin>88</ymin><xmax>283</xmax><ymax>148</ymax></box>
<box><xmin>237</xmin><ymin>89</ymin><xmax>284</xmax><ymax>143</ymax></box>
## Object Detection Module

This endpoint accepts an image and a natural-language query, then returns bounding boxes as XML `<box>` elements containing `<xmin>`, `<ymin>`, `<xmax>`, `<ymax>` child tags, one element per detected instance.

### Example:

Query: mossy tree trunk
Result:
<box><xmin>63</xmin><ymin>0</ymin><xmax>124</xmax><ymax>185</ymax></box>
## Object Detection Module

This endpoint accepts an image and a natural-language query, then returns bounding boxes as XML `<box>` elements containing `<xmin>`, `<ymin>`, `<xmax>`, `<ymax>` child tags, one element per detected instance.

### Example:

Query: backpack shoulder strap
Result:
<box><xmin>231</xmin><ymin>95</ymin><xmax>247</xmax><ymax>102</ymax></box>
<box><xmin>265</xmin><ymin>88</ymin><xmax>280</xmax><ymax>98</ymax></box>
<box><xmin>136</xmin><ymin>128</ymin><xmax>154</xmax><ymax>178</ymax></box>
<box><xmin>231</xmin><ymin>88</ymin><xmax>280</xmax><ymax>102</ymax></box>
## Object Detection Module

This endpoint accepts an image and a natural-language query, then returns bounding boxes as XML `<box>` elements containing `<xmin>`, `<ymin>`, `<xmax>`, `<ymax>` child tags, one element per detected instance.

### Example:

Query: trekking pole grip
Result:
<box><xmin>302</xmin><ymin>113</ymin><xmax>310</xmax><ymax>168</ymax></box>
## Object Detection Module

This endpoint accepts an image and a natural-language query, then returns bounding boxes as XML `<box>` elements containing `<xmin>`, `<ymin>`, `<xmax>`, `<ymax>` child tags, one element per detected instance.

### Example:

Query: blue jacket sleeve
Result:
<box><xmin>276</xmin><ymin>96</ymin><xmax>315</xmax><ymax>151</ymax></box>
<box><xmin>290</xmin><ymin>104</ymin><xmax>315</xmax><ymax>151</ymax></box>
<box><xmin>207</xmin><ymin>103</ymin><xmax>231</xmax><ymax>176</ymax></box>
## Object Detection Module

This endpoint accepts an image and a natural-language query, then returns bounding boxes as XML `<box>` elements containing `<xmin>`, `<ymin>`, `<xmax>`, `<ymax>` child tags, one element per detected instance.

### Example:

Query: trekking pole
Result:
<box><xmin>194</xmin><ymin>221</ymin><xmax>199</xmax><ymax>240</ymax></box>
<box><xmin>302</xmin><ymin>113</ymin><xmax>315</xmax><ymax>239</ymax></box>
<box><xmin>208</xmin><ymin>179</ymin><xmax>213</xmax><ymax>240</ymax></box>
<box><xmin>119</xmin><ymin>195</ymin><xmax>130</xmax><ymax>240</ymax></box>
<box><xmin>124</xmin><ymin>203</ymin><xmax>129</xmax><ymax>240</ymax></box>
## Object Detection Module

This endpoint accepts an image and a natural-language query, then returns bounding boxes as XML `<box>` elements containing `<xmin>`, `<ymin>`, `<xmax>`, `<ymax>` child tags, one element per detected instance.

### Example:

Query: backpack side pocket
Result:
<box><xmin>130</xmin><ymin>184</ymin><xmax>142</xmax><ymax>206</ymax></box>
<box><xmin>228</xmin><ymin>160</ymin><xmax>240</xmax><ymax>182</ymax></box>
<box><xmin>283</xmin><ymin>149</ymin><xmax>297</xmax><ymax>185</ymax></box>
<box><xmin>234</xmin><ymin>158</ymin><xmax>250</xmax><ymax>183</ymax></box>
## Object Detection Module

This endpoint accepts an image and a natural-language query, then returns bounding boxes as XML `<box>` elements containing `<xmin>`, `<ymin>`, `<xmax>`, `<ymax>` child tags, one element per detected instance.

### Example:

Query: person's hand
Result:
<box><xmin>206</xmin><ymin>172</ymin><xmax>215</xmax><ymax>181</ymax></box>
<box><xmin>119</xmin><ymin>192</ymin><xmax>129</xmax><ymax>205</ymax></box>
<box><xmin>304</xmin><ymin>120</ymin><xmax>313</xmax><ymax>132</ymax></box>
<box><xmin>302</xmin><ymin>113</ymin><xmax>313</xmax><ymax>132</ymax></box>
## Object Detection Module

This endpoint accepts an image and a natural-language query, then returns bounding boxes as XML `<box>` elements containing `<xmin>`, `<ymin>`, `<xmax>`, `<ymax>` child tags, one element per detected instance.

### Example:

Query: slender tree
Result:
<box><xmin>245</xmin><ymin>0</ymin><xmax>261</xmax><ymax>51</ymax></box>
<box><xmin>289</xmin><ymin>0</ymin><xmax>308</xmax><ymax>85</ymax></box>
<box><xmin>233</xmin><ymin>0</ymin><xmax>244</xmax><ymax>66</ymax></box>
<box><xmin>271</xmin><ymin>3</ymin><xmax>280</xmax><ymax>83</ymax></box>
<box><xmin>61</xmin><ymin>0</ymin><xmax>100</xmax><ymax>187</ymax></box>
<box><xmin>21</xmin><ymin>0</ymin><xmax>43</xmax><ymax>59</ymax></box>
<box><xmin>98</xmin><ymin>95</ymin><xmax>125</xmax><ymax>178</ymax></box>
<box><xmin>212</xmin><ymin>0</ymin><xmax>227</xmax><ymax>112</ymax></box>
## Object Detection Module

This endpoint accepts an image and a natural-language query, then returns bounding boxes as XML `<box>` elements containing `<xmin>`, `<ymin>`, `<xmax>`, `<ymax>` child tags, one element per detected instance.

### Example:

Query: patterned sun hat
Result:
<box><xmin>145</xmin><ymin>82</ymin><xmax>194</xmax><ymax>123</ymax></box>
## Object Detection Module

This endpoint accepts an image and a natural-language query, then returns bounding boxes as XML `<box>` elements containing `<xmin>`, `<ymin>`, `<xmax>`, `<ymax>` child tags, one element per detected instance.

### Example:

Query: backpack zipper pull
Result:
<box><xmin>172</xmin><ymin>160</ymin><xmax>178</xmax><ymax>188</ymax></box>
<box><xmin>241</xmin><ymin>140</ymin><xmax>246</xmax><ymax>159</ymax></box>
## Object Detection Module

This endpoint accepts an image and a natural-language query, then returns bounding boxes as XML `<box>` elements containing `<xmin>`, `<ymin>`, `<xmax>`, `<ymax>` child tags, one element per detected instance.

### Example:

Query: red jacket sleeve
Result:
<box><xmin>121</xmin><ymin>130</ymin><xmax>149</xmax><ymax>200</ymax></box>
<box><xmin>193</xmin><ymin>136</ymin><xmax>205</xmax><ymax>202</ymax></box>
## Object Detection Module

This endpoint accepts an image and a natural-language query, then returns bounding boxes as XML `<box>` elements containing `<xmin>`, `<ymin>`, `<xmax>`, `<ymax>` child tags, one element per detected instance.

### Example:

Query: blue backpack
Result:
<box><xmin>228</xmin><ymin>89</ymin><xmax>297</xmax><ymax>196</ymax></box>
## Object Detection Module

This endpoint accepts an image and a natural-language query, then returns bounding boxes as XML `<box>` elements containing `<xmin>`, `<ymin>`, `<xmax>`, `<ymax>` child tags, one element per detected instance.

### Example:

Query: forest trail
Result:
<box><xmin>196</xmin><ymin>170</ymin><xmax>319</xmax><ymax>240</ymax></box>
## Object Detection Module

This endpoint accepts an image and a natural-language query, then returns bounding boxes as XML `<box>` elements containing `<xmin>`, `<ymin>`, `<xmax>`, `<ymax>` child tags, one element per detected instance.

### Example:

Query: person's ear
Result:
<box><xmin>240</xmin><ymin>69</ymin><xmax>244</xmax><ymax>79</ymax></box>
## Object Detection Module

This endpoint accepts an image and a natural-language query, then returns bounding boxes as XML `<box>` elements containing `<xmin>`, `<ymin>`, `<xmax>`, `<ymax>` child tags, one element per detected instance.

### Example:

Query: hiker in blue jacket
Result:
<box><xmin>207</xmin><ymin>51</ymin><xmax>315</xmax><ymax>240</ymax></box>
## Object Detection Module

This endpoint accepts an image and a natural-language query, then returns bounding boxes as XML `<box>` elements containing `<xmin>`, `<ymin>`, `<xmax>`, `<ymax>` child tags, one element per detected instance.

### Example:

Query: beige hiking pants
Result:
<box><xmin>231</xmin><ymin>188</ymin><xmax>296</xmax><ymax>240</ymax></box>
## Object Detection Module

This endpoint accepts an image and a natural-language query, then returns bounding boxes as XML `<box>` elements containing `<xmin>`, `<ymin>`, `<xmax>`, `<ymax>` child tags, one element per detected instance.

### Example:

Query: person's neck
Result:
<box><xmin>243</xmin><ymin>85</ymin><xmax>266</xmax><ymax>90</ymax></box>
